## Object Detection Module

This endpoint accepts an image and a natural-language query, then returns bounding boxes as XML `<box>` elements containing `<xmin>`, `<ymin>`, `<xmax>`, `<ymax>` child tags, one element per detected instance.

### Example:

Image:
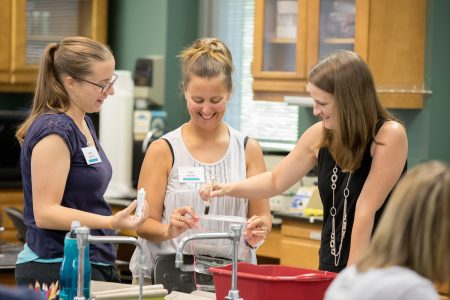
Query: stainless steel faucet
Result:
<box><xmin>73</xmin><ymin>227</ymin><xmax>146</xmax><ymax>300</ymax></box>
<box><xmin>175</xmin><ymin>223</ymin><xmax>243</xmax><ymax>300</ymax></box>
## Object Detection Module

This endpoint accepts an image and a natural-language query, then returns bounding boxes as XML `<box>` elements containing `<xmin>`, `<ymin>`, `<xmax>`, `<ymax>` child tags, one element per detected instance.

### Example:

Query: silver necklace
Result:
<box><xmin>330</xmin><ymin>164</ymin><xmax>351</xmax><ymax>266</ymax></box>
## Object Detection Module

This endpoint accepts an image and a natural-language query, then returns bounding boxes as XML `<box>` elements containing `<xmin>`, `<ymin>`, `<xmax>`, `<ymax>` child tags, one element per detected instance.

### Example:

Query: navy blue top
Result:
<box><xmin>317</xmin><ymin>121</ymin><xmax>407</xmax><ymax>273</ymax></box>
<box><xmin>20</xmin><ymin>113</ymin><xmax>115</xmax><ymax>264</ymax></box>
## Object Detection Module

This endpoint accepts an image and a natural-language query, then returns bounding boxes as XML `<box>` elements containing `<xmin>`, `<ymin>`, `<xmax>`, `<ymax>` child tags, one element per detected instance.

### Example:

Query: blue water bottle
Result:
<box><xmin>59</xmin><ymin>221</ymin><xmax>91</xmax><ymax>299</ymax></box>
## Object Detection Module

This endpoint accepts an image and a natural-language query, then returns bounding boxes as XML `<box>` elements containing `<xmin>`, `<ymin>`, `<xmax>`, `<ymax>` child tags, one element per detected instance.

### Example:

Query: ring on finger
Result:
<box><xmin>178</xmin><ymin>215</ymin><xmax>182</xmax><ymax>222</ymax></box>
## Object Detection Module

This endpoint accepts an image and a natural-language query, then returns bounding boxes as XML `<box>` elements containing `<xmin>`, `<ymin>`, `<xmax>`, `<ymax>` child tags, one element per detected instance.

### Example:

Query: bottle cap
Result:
<box><xmin>71</xmin><ymin>220</ymin><xmax>81</xmax><ymax>229</ymax></box>
<box><xmin>68</xmin><ymin>220</ymin><xmax>81</xmax><ymax>238</ymax></box>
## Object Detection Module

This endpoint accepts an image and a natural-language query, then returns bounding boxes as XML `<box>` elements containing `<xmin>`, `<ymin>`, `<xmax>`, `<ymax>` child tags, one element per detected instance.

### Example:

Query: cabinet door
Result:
<box><xmin>253</xmin><ymin>0</ymin><xmax>309</xmax><ymax>97</ymax></box>
<box><xmin>8</xmin><ymin>0</ymin><xmax>107</xmax><ymax>87</ymax></box>
<box><xmin>280</xmin><ymin>220</ymin><xmax>322</xmax><ymax>269</ymax></box>
<box><xmin>253</xmin><ymin>0</ymin><xmax>306</xmax><ymax>78</ymax></box>
<box><xmin>252</xmin><ymin>0</ymin><xmax>369</xmax><ymax>99</ymax></box>
<box><xmin>307</xmin><ymin>0</ymin><xmax>369</xmax><ymax>69</ymax></box>
<box><xmin>281</xmin><ymin>236</ymin><xmax>320</xmax><ymax>269</ymax></box>
<box><xmin>0</xmin><ymin>0</ymin><xmax>11</xmax><ymax>83</ymax></box>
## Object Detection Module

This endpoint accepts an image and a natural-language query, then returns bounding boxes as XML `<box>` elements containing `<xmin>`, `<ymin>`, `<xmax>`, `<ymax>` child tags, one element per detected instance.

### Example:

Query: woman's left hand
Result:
<box><xmin>110</xmin><ymin>199</ymin><xmax>150</xmax><ymax>230</ymax></box>
<box><xmin>244</xmin><ymin>215</ymin><xmax>268</xmax><ymax>249</ymax></box>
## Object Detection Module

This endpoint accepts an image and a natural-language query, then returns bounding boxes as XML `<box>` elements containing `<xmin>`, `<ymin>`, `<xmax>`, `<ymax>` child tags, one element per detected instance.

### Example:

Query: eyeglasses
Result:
<box><xmin>74</xmin><ymin>73</ymin><xmax>118</xmax><ymax>93</ymax></box>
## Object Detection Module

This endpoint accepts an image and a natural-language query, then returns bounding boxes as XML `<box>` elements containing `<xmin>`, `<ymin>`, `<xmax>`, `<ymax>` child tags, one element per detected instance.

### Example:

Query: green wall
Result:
<box><xmin>107</xmin><ymin>0</ymin><xmax>198</xmax><ymax>131</ymax></box>
<box><xmin>424</xmin><ymin>0</ymin><xmax>450</xmax><ymax>163</ymax></box>
<box><xmin>108</xmin><ymin>0</ymin><xmax>167</xmax><ymax>70</ymax></box>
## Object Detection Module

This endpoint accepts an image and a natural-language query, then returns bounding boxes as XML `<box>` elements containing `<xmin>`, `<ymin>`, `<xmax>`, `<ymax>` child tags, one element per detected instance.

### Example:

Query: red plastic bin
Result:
<box><xmin>209</xmin><ymin>262</ymin><xmax>336</xmax><ymax>300</ymax></box>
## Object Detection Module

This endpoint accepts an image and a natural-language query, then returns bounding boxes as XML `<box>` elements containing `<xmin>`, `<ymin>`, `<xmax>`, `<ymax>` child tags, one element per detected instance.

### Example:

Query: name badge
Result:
<box><xmin>81</xmin><ymin>146</ymin><xmax>102</xmax><ymax>165</ymax></box>
<box><xmin>178</xmin><ymin>167</ymin><xmax>205</xmax><ymax>183</ymax></box>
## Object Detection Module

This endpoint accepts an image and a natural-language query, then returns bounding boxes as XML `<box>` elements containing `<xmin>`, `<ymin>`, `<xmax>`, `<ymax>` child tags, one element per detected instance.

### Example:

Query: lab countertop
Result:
<box><xmin>91</xmin><ymin>281</ymin><xmax>216</xmax><ymax>299</ymax></box>
<box><xmin>0</xmin><ymin>242</ymin><xmax>22</xmax><ymax>269</ymax></box>
<box><xmin>91</xmin><ymin>281</ymin><xmax>167</xmax><ymax>299</ymax></box>
<box><xmin>272</xmin><ymin>211</ymin><xmax>323</xmax><ymax>224</ymax></box>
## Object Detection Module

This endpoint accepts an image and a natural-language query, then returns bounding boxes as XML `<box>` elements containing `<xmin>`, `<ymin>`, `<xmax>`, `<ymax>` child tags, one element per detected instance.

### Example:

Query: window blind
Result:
<box><xmin>26</xmin><ymin>0</ymin><xmax>88</xmax><ymax>64</ymax></box>
<box><xmin>199</xmin><ymin>0</ymin><xmax>299</xmax><ymax>143</ymax></box>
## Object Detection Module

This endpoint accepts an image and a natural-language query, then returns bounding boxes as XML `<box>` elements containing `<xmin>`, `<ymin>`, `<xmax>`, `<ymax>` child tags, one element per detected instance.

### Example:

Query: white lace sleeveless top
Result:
<box><xmin>129</xmin><ymin>124</ymin><xmax>255</xmax><ymax>279</ymax></box>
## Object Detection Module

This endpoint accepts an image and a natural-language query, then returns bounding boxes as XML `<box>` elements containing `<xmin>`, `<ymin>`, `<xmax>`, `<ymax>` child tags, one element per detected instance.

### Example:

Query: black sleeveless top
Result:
<box><xmin>317</xmin><ymin>121</ymin><xmax>407</xmax><ymax>273</ymax></box>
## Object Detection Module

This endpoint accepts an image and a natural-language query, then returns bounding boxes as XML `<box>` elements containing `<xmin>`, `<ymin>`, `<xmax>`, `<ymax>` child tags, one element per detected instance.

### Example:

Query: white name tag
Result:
<box><xmin>178</xmin><ymin>167</ymin><xmax>205</xmax><ymax>183</ymax></box>
<box><xmin>81</xmin><ymin>146</ymin><xmax>102</xmax><ymax>165</ymax></box>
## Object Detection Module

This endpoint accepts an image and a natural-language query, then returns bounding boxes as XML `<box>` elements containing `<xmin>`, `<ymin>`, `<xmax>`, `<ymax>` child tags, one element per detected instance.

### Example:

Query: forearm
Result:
<box><xmin>136</xmin><ymin>218</ymin><xmax>170</xmax><ymax>242</ymax></box>
<box><xmin>347</xmin><ymin>211</ymin><xmax>375</xmax><ymax>266</ymax></box>
<box><xmin>227</xmin><ymin>171</ymin><xmax>282</xmax><ymax>199</ymax></box>
<box><xmin>34</xmin><ymin>205</ymin><xmax>111</xmax><ymax>230</ymax></box>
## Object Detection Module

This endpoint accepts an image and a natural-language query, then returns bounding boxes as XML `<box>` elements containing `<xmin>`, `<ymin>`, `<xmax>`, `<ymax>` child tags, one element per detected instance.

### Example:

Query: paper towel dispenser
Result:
<box><xmin>134</xmin><ymin>56</ymin><xmax>165</xmax><ymax>106</ymax></box>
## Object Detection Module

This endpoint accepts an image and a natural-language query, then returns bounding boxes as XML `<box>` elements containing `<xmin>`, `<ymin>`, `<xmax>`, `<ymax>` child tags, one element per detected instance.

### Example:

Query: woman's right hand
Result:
<box><xmin>167</xmin><ymin>206</ymin><xmax>199</xmax><ymax>239</ymax></box>
<box><xmin>109</xmin><ymin>199</ymin><xmax>150</xmax><ymax>230</ymax></box>
<box><xmin>198</xmin><ymin>182</ymin><xmax>229</xmax><ymax>200</ymax></box>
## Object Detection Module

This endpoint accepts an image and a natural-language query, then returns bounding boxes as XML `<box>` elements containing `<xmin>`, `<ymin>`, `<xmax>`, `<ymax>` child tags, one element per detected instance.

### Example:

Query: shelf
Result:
<box><xmin>322</xmin><ymin>37</ymin><xmax>355</xmax><ymax>44</ymax></box>
<box><xmin>284</xmin><ymin>96</ymin><xmax>314</xmax><ymax>107</ymax></box>
<box><xmin>259</xmin><ymin>141</ymin><xmax>295</xmax><ymax>152</ymax></box>
<box><xmin>269</xmin><ymin>37</ymin><xmax>296</xmax><ymax>44</ymax></box>
<box><xmin>27</xmin><ymin>34</ymin><xmax>68</xmax><ymax>41</ymax></box>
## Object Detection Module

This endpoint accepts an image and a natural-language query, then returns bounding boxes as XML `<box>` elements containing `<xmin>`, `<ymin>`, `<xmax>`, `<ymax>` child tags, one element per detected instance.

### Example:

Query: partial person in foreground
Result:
<box><xmin>14</xmin><ymin>36</ymin><xmax>149</xmax><ymax>286</ymax></box>
<box><xmin>201</xmin><ymin>50</ymin><xmax>408</xmax><ymax>272</ymax></box>
<box><xmin>325</xmin><ymin>160</ymin><xmax>449</xmax><ymax>300</ymax></box>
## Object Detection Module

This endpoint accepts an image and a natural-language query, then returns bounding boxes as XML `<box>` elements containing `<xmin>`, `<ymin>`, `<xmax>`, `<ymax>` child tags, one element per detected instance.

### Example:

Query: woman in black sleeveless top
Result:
<box><xmin>201</xmin><ymin>50</ymin><xmax>408</xmax><ymax>272</ymax></box>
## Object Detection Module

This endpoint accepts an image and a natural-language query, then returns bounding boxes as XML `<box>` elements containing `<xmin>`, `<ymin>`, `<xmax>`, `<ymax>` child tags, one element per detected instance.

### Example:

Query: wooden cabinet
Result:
<box><xmin>256</xmin><ymin>227</ymin><xmax>282</xmax><ymax>259</ymax></box>
<box><xmin>279</xmin><ymin>219</ymin><xmax>321</xmax><ymax>269</ymax></box>
<box><xmin>0</xmin><ymin>0</ymin><xmax>108</xmax><ymax>92</ymax></box>
<box><xmin>256</xmin><ymin>218</ymin><xmax>322</xmax><ymax>270</ymax></box>
<box><xmin>253</xmin><ymin>0</ymin><xmax>427</xmax><ymax>109</ymax></box>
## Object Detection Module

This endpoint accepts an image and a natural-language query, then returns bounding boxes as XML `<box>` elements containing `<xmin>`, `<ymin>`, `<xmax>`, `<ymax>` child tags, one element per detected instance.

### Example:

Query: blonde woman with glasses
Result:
<box><xmin>325</xmin><ymin>160</ymin><xmax>449</xmax><ymax>300</ymax></box>
<box><xmin>15</xmin><ymin>37</ymin><xmax>149</xmax><ymax>287</ymax></box>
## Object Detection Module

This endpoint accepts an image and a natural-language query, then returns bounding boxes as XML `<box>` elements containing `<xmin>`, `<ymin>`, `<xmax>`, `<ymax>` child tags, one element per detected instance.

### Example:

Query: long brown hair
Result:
<box><xmin>178</xmin><ymin>37</ymin><xmax>234</xmax><ymax>93</ymax></box>
<box><xmin>15</xmin><ymin>36</ymin><xmax>113</xmax><ymax>144</ymax></box>
<box><xmin>357</xmin><ymin>161</ymin><xmax>450</xmax><ymax>284</ymax></box>
<box><xmin>309</xmin><ymin>50</ymin><xmax>399</xmax><ymax>171</ymax></box>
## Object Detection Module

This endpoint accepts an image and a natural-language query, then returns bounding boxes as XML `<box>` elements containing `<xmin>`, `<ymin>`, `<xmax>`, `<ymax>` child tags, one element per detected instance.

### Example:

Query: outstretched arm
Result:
<box><xmin>200</xmin><ymin>122</ymin><xmax>323</xmax><ymax>200</ymax></box>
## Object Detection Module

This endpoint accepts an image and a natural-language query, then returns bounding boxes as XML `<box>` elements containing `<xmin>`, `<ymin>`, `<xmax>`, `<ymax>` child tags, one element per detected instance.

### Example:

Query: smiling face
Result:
<box><xmin>184</xmin><ymin>75</ymin><xmax>230</xmax><ymax>130</ymax></box>
<box><xmin>308</xmin><ymin>82</ymin><xmax>336</xmax><ymax>130</ymax></box>
<box><xmin>66</xmin><ymin>57</ymin><xmax>116</xmax><ymax>114</ymax></box>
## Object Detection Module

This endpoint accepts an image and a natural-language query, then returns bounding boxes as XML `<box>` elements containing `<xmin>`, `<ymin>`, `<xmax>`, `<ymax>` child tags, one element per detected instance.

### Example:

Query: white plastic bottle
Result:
<box><xmin>135</xmin><ymin>188</ymin><xmax>146</xmax><ymax>218</ymax></box>
<box><xmin>100</xmin><ymin>70</ymin><xmax>134</xmax><ymax>198</ymax></box>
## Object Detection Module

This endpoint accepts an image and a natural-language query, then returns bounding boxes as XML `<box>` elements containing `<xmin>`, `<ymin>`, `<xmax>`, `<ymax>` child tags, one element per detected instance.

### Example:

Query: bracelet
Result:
<box><xmin>245</xmin><ymin>240</ymin><xmax>256</xmax><ymax>249</ymax></box>
<box><xmin>245</xmin><ymin>239</ymin><xmax>264</xmax><ymax>250</ymax></box>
